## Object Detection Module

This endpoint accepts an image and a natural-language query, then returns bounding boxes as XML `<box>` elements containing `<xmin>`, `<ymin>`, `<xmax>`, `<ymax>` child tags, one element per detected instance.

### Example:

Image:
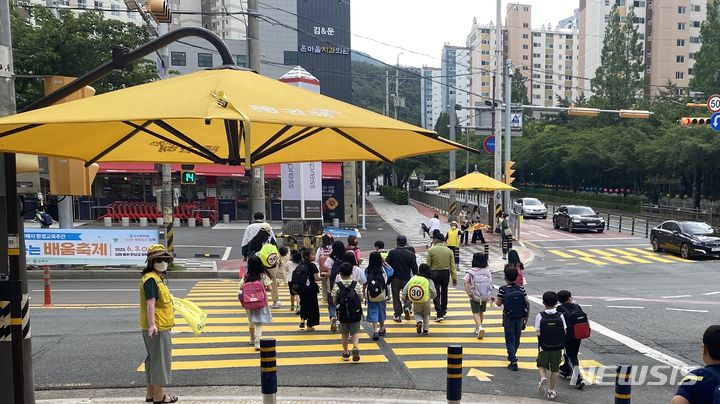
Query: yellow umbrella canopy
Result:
<box><xmin>436</xmin><ymin>171</ymin><xmax>517</xmax><ymax>191</ymax></box>
<box><xmin>0</xmin><ymin>68</ymin><xmax>476</xmax><ymax>166</ymax></box>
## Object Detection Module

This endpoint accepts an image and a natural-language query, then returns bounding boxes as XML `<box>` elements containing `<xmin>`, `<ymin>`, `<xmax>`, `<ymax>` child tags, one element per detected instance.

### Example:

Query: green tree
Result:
<box><xmin>11</xmin><ymin>7</ymin><xmax>157</xmax><ymax>108</ymax></box>
<box><xmin>590</xmin><ymin>5</ymin><xmax>645</xmax><ymax>110</ymax></box>
<box><xmin>689</xmin><ymin>0</ymin><xmax>720</xmax><ymax>96</ymax></box>
<box><xmin>511</xmin><ymin>67</ymin><xmax>529</xmax><ymax>105</ymax></box>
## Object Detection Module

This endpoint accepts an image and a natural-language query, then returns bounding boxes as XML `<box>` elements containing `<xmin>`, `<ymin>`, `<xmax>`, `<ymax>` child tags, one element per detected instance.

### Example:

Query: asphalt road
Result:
<box><xmin>26</xmin><ymin>214</ymin><xmax>719</xmax><ymax>403</ymax></box>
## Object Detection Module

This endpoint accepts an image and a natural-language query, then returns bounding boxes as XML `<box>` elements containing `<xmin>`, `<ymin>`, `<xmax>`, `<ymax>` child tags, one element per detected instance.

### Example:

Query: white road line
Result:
<box><xmin>30</xmin><ymin>288</ymin><xmax>187</xmax><ymax>292</ymax></box>
<box><xmin>221</xmin><ymin>247</ymin><xmax>232</xmax><ymax>261</ymax></box>
<box><xmin>606</xmin><ymin>305</ymin><xmax>645</xmax><ymax>309</ymax></box>
<box><xmin>666</xmin><ymin>308</ymin><xmax>709</xmax><ymax>313</ymax></box>
<box><xmin>662</xmin><ymin>295</ymin><xmax>692</xmax><ymax>299</ymax></box>
<box><xmin>526</xmin><ymin>296</ymin><xmax>694</xmax><ymax>372</ymax></box>
<box><xmin>174</xmin><ymin>244</ymin><xmax>229</xmax><ymax>248</ymax></box>
<box><xmin>703</xmin><ymin>292</ymin><xmax>720</xmax><ymax>296</ymax></box>
<box><xmin>541</xmin><ymin>243</ymin><xmax>649</xmax><ymax>249</ymax></box>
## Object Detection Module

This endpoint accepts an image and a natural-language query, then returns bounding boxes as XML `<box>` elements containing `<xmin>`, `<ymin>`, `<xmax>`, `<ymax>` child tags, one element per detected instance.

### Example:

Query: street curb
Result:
<box><xmin>27</xmin><ymin>269</ymin><xmax>238</xmax><ymax>280</ymax></box>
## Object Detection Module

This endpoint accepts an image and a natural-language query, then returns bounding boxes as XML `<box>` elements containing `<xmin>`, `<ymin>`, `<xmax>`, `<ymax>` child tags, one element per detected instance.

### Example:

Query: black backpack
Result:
<box><xmin>335</xmin><ymin>281</ymin><xmax>362</xmax><ymax>323</ymax></box>
<box><xmin>539</xmin><ymin>312</ymin><xmax>566</xmax><ymax>351</ymax></box>
<box><xmin>561</xmin><ymin>303</ymin><xmax>591</xmax><ymax>340</ymax></box>
<box><xmin>290</xmin><ymin>263</ymin><xmax>309</xmax><ymax>294</ymax></box>
<box><xmin>329</xmin><ymin>259</ymin><xmax>343</xmax><ymax>288</ymax></box>
<box><xmin>504</xmin><ymin>286</ymin><xmax>528</xmax><ymax>319</ymax></box>
<box><xmin>700</xmin><ymin>366</ymin><xmax>720</xmax><ymax>404</ymax></box>
<box><xmin>41</xmin><ymin>213</ymin><xmax>53</xmax><ymax>226</ymax></box>
<box><xmin>366</xmin><ymin>269</ymin><xmax>387</xmax><ymax>302</ymax></box>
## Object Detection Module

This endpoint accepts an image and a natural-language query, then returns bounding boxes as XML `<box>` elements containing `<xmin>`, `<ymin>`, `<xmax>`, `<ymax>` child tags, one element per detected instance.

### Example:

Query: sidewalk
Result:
<box><xmin>36</xmin><ymin>386</ymin><xmax>554</xmax><ymax>404</ymax></box>
<box><xmin>368</xmin><ymin>194</ymin><xmax>533</xmax><ymax>272</ymax></box>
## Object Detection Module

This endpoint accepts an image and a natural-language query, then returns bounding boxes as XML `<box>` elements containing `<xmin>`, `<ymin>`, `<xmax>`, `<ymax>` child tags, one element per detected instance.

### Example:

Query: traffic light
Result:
<box><xmin>505</xmin><ymin>160</ymin><xmax>515</xmax><ymax>185</ymax></box>
<box><xmin>181</xmin><ymin>164</ymin><xmax>196</xmax><ymax>185</ymax></box>
<box><xmin>147</xmin><ymin>0</ymin><xmax>172</xmax><ymax>23</ymax></box>
<box><xmin>680</xmin><ymin>117</ymin><xmax>712</xmax><ymax>126</ymax></box>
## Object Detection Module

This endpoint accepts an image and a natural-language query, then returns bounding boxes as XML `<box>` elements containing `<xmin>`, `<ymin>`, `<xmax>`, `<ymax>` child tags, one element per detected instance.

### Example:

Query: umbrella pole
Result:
<box><xmin>362</xmin><ymin>161</ymin><xmax>367</xmax><ymax>230</ymax></box>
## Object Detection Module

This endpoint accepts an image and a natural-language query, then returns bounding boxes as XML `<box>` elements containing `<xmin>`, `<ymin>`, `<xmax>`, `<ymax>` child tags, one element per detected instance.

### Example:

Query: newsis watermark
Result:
<box><xmin>575</xmin><ymin>365</ymin><xmax>699</xmax><ymax>387</ymax></box>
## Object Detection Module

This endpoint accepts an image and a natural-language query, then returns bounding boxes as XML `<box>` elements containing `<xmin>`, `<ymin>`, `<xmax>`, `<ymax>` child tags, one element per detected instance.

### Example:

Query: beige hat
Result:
<box><xmin>146</xmin><ymin>243</ymin><xmax>173</xmax><ymax>262</ymax></box>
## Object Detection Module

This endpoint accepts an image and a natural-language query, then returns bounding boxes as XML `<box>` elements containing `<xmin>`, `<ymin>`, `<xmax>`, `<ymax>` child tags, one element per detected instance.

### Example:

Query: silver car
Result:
<box><xmin>513</xmin><ymin>197</ymin><xmax>548</xmax><ymax>219</ymax></box>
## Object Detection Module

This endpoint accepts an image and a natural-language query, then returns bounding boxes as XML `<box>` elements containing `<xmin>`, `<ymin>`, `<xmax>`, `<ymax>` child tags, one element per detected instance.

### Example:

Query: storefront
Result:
<box><xmin>82</xmin><ymin>162</ymin><xmax>344</xmax><ymax>222</ymax></box>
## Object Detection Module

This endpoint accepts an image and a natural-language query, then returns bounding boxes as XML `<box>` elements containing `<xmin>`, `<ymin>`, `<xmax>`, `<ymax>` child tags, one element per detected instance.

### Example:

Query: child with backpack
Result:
<box><xmin>316</xmin><ymin>234</ymin><xmax>334</xmax><ymax>303</ymax></box>
<box><xmin>495</xmin><ymin>266</ymin><xmax>529</xmax><ymax>372</ymax></box>
<box><xmin>463</xmin><ymin>252</ymin><xmax>494</xmax><ymax>340</ymax></box>
<box><xmin>556</xmin><ymin>290</ymin><xmax>589</xmax><ymax>389</ymax></box>
<box><xmin>504</xmin><ymin>249</ymin><xmax>526</xmax><ymax>286</ymax></box>
<box><xmin>332</xmin><ymin>262</ymin><xmax>364</xmax><ymax>362</ymax></box>
<box><xmin>347</xmin><ymin>235</ymin><xmax>363</xmax><ymax>265</ymax></box>
<box><xmin>364</xmin><ymin>252</ymin><xmax>389</xmax><ymax>341</ymax></box>
<box><xmin>284</xmin><ymin>248</ymin><xmax>301</xmax><ymax>313</ymax></box>
<box><xmin>238</xmin><ymin>255</ymin><xmax>274</xmax><ymax>351</ymax></box>
<box><xmin>291</xmin><ymin>248</ymin><xmax>321</xmax><ymax>331</ymax></box>
<box><xmin>535</xmin><ymin>291</ymin><xmax>567</xmax><ymax>400</ymax></box>
<box><xmin>401</xmin><ymin>264</ymin><xmax>437</xmax><ymax>335</ymax></box>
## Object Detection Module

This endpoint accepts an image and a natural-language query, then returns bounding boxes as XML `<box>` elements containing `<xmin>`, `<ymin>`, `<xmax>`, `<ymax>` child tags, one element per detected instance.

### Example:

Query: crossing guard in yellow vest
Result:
<box><xmin>446</xmin><ymin>221</ymin><xmax>461</xmax><ymax>266</ymax></box>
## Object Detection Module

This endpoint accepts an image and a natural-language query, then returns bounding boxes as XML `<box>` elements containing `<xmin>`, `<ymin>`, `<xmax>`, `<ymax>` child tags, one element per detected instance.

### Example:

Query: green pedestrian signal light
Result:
<box><xmin>181</xmin><ymin>170</ymin><xmax>196</xmax><ymax>185</ymax></box>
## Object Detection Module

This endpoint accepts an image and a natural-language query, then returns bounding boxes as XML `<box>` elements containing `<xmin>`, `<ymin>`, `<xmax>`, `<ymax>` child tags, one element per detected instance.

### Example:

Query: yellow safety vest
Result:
<box><xmin>446</xmin><ymin>228</ymin><xmax>460</xmax><ymax>247</ymax></box>
<box><xmin>406</xmin><ymin>275</ymin><xmax>430</xmax><ymax>304</ymax></box>
<box><xmin>139</xmin><ymin>272</ymin><xmax>175</xmax><ymax>331</ymax></box>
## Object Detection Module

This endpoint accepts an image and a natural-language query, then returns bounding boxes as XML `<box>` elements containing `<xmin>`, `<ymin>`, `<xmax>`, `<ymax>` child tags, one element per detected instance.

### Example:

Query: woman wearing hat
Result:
<box><xmin>446</xmin><ymin>221</ymin><xmax>461</xmax><ymax>267</ymax></box>
<box><xmin>140</xmin><ymin>244</ymin><xmax>178</xmax><ymax>404</ymax></box>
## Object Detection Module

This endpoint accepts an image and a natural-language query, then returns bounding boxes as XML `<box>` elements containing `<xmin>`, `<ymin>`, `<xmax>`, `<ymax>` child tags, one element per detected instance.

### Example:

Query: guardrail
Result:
<box><xmin>640</xmin><ymin>203</ymin><xmax>715</xmax><ymax>224</ymax></box>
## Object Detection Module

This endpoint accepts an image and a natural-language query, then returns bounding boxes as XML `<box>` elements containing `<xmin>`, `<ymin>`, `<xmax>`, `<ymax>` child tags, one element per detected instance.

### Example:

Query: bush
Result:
<box><xmin>515</xmin><ymin>188</ymin><xmax>646</xmax><ymax>212</ymax></box>
<box><xmin>379</xmin><ymin>185</ymin><xmax>409</xmax><ymax>205</ymax></box>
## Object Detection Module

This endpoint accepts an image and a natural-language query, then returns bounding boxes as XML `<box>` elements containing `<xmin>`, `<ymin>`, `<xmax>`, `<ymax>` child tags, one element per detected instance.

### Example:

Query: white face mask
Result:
<box><xmin>153</xmin><ymin>262</ymin><xmax>168</xmax><ymax>272</ymax></box>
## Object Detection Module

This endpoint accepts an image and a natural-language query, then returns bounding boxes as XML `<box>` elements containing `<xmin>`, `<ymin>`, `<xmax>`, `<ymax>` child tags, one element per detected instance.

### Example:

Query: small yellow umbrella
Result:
<box><xmin>436</xmin><ymin>171</ymin><xmax>517</xmax><ymax>191</ymax></box>
<box><xmin>0</xmin><ymin>68</ymin><xmax>476</xmax><ymax>166</ymax></box>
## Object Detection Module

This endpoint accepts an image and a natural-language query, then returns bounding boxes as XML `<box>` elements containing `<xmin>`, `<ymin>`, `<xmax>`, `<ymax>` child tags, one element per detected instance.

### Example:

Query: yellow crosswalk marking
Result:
<box><xmin>173</xmin><ymin>343</ymin><xmax>381</xmax><ymax>357</ymax></box>
<box><xmin>384</xmin><ymin>336</ymin><xmax>538</xmax><ymax>344</ymax></box>
<box><xmin>380</xmin><ymin>326</ymin><xmax>537</xmax><ymax>334</ymax></box>
<box><xmin>393</xmin><ymin>347</ymin><xmax>537</xmax><ymax>357</ymax></box>
<box><xmin>568</xmin><ymin>249</ymin><xmax>595</xmax><ymax>258</ymax></box>
<box><xmin>548</xmin><ymin>249</ymin><xmax>574</xmax><ymax>259</ymax></box>
<box><xmin>578</xmin><ymin>257</ymin><xmax>608</xmax><ymax>266</ymax></box>
<box><xmin>587</xmin><ymin>249</ymin><xmax>614</xmax><ymax>257</ymax></box>
<box><xmin>382</xmin><ymin>318</ymin><xmax>503</xmax><ymax>326</ymax></box>
<box><xmin>139</xmin><ymin>355</ymin><xmax>389</xmax><ymax>371</ymax></box>
<box><xmin>598</xmin><ymin>256</ymin><xmax>631</xmax><ymax>265</ymax></box>
<box><xmin>606</xmin><ymin>249</ymin><xmax>653</xmax><ymax>263</ymax></box>
<box><xmin>625</xmin><ymin>248</ymin><xmax>675</xmax><ymax>263</ymax></box>
<box><xmin>404</xmin><ymin>359</ymin><xmax>536</xmax><ymax>370</ymax></box>
<box><xmin>173</xmin><ymin>335</ymin><xmax>375</xmax><ymax>344</ymax></box>
<box><xmin>173</xmin><ymin>324</ymin><xmax>328</xmax><ymax>333</ymax></box>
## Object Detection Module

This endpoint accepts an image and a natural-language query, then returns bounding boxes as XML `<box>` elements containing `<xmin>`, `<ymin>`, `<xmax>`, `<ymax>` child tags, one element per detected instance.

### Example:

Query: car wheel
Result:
<box><xmin>568</xmin><ymin>222</ymin><xmax>574</xmax><ymax>233</ymax></box>
<box><xmin>651</xmin><ymin>237</ymin><xmax>662</xmax><ymax>252</ymax></box>
<box><xmin>680</xmin><ymin>243</ymin><xmax>691</xmax><ymax>260</ymax></box>
<box><xmin>553</xmin><ymin>219</ymin><xmax>560</xmax><ymax>229</ymax></box>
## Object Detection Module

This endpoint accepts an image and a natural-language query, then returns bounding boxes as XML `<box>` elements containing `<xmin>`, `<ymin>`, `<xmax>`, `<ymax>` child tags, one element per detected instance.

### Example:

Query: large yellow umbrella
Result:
<box><xmin>0</xmin><ymin>68</ymin><xmax>476</xmax><ymax>166</ymax></box>
<box><xmin>437</xmin><ymin>171</ymin><xmax>516</xmax><ymax>191</ymax></box>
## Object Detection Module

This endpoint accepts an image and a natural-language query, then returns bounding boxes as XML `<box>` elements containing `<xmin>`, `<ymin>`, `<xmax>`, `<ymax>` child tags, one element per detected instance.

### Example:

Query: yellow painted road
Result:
<box><xmin>547</xmin><ymin>246</ymin><xmax>697</xmax><ymax>267</ymax></box>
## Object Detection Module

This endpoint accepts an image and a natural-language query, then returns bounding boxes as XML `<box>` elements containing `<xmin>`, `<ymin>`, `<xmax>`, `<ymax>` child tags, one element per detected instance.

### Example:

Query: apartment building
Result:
<box><xmin>440</xmin><ymin>45</ymin><xmax>472</xmax><ymax>125</ymax></box>
<box><xmin>420</xmin><ymin>67</ymin><xmax>443</xmax><ymax>130</ymax></box>
<box><xmin>466</xmin><ymin>17</ymin><xmax>499</xmax><ymax>108</ymax></box>
<box><xmin>529</xmin><ymin>26</ymin><xmax>581</xmax><ymax>107</ymax></box>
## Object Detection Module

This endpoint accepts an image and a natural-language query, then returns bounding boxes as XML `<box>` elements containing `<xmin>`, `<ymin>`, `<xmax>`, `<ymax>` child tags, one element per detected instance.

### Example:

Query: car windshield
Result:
<box><xmin>426</xmin><ymin>185</ymin><xmax>437</xmax><ymax>191</ymax></box>
<box><xmin>568</xmin><ymin>207</ymin><xmax>596</xmax><ymax>215</ymax></box>
<box><xmin>524</xmin><ymin>198</ymin><xmax>542</xmax><ymax>206</ymax></box>
<box><xmin>681</xmin><ymin>222</ymin><xmax>718</xmax><ymax>236</ymax></box>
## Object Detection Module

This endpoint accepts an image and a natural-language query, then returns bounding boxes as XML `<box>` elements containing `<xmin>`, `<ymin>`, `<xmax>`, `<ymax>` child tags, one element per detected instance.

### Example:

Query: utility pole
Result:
<box><xmin>248</xmin><ymin>0</ymin><xmax>265</xmax><ymax>219</ymax></box>
<box><xmin>385</xmin><ymin>70</ymin><xmax>389</xmax><ymax>117</ymax></box>
<box><xmin>503</xmin><ymin>59</ymin><xmax>512</xmax><ymax>212</ymax></box>
<box><xmin>492</xmin><ymin>0</ymin><xmax>504</xmax><ymax>220</ymax></box>
<box><xmin>448</xmin><ymin>92</ymin><xmax>457</xmax><ymax>208</ymax></box>
<box><xmin>0</xmin><ymin>0</ymin><xmax>35</xmax><ymax>401</ymax></box>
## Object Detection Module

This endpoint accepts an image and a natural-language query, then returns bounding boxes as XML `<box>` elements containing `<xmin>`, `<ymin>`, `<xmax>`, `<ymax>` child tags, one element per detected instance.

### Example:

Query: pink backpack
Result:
<box><xmin>240</xmin><ymin>279</ymin><xmax>267</xmax><ymax>310</ymax></box>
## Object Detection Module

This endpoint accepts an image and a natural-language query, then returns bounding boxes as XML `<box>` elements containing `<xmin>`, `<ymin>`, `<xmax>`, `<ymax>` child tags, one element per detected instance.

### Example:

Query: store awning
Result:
<box><xmin>97</xmin><ymin>162</ymin><xmax>343</xmax><ymax>179</ymax></box>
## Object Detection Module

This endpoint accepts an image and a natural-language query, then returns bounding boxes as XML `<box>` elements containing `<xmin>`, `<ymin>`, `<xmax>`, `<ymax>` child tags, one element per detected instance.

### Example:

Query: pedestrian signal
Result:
<box><xmin>181</xmin><ymin>170</ymin><xmax>196</xmax><ymax>185</ymax></box>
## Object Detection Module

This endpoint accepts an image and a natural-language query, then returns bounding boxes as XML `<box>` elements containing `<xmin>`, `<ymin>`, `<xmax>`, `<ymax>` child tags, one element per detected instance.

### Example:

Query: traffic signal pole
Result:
<box><xmin>248</xmin><ymin>0</ymin><xmax>266</xmax><ymax>221</ymax></box>
<box><xmin>449</xmin><ymin>93</ymin><xmax>457</xmax><ymax>214</ymax></box>
<box><xmin>493</xmin><ymin>0</ymin><xmax>503</xmax><ymax>212</ymax></box>
<box><xmin>503</xmin><ymin>59</ymin><xmax>512</xmax><ymax>212</ymax></box>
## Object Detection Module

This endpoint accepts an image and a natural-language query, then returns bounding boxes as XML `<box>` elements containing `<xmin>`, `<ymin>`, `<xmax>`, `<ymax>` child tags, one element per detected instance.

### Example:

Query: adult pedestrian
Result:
<box><xmin>671</xmin><ymin>325</ymin><xmax>720</xmax><ymax>404</ymax></box>
<box><xmin>386</xmin><ymin>235</ymin><xmax>418</xmax><ymax>323</ymax></box>
<box><xmin>446</xmin><ymin>221</ymin><xmax>461</xmax><ymax>267</ymax></box>
<box><xmin>500</xmin><ymin>212</ymin><xmax>513</xmax><ymax>260</ymax></box>
<box><xmin>241</xmin><ymin>212</ymin><xmax>277</xmax><ymax>260</ymax></box>
<box><xmin>426</xmin><ymin>230</ymin><xmax>457</xmax><ymax>321</ymax></box>
<box><xmin>140</xmin><ymin>244</ymin><xmax>178</xmax><ymax>404</ymax></box>
<box><xmin>504</xmin><ymin>249</ymin><xmax>526</xmax><ymax>286</ymax></box>
<box><xmin>297</xmin><ymin>248</ymin><xmax>321</xmax><ymax>331</ymax></box>
<box><xmin>459</xmin><ymin>206</ymin><xmax>470</xmax><ymax>245</ymax></box>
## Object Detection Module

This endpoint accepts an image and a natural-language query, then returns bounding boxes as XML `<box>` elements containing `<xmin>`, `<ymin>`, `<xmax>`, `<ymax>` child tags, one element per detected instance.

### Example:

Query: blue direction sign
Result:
<box><xmin>483</xmin><ymin>135</ymin><xmax>495</xmax><ymax>154</ymax></box>
<box><xmin>712</xmin><ymin>112</ymin><xmax>720</xmax><ymax>132</ymax></box>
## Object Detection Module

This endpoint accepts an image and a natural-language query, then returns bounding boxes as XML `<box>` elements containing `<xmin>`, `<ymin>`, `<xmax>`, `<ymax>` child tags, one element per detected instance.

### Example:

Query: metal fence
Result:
<box><xmin>640</xmin><ymin>203</ymin><xmax>715</xmax><ymax>225</ymax></box>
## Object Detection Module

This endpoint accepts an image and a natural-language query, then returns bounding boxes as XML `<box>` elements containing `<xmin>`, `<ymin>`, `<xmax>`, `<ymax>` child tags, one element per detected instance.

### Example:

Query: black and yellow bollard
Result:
<box><xmin>260</xmin><ymin>338</ymin><xmax>277</xmax><ymax>404</ymax></box>
<box><xmin>614</xmin><ymin>364</ymin><xmax>632</xmax><ymax>404</ymax></box>
<box><xmin>483</xmin><ymin>243</ymin><xmax>489</xmax><ymax>257</ymax></box>
<box><xmin>446</xmin><ymin>345</ymin><xmax>463</xmax><ymax>404</ymax></box>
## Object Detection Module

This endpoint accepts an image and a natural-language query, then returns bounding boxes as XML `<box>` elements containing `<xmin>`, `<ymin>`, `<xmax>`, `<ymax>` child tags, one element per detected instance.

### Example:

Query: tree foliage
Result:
<box><xmin>511</xmin><ymin>67</ymin><xmax>529</xmax><ymax>105</ymax></box>
<box><xmin>11</xmin><ymin>7</ymin><xmax>157</xmax><ymax>109</ymax></box>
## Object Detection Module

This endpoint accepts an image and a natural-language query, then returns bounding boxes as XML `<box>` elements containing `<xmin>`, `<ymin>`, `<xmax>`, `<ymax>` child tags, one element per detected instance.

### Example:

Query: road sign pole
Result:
<box><xmin>503</xmin><ymin>59</ymin><xmax>512</xmax><ymax>213</ymax></box>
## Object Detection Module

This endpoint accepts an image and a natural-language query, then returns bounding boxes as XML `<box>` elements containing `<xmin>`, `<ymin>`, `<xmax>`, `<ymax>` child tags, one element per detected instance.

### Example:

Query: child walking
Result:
<box><xmin>402</xmin><ymin>264</ymin><xmax>437</xmax><ymax>335</ymax></box>
<box><xmin>332</xmin><ymin>262</ymin><xmax>364</xmax><ymax>362</ymax></box>
<box><xmin>495</xmin><ymin>267</ymin><xmax>529</xmax><ymax>371</ymax></box>
<box><xmin>463</xmin><ymin>252</ymin><xmax>494</xmax><ymax>339</ymax></box>
<box><xmin>283</xmin><ymin>248</ymin><xmax>301</xmax><ymax>313</ymax></box>
<box><xmin>292</xmin><ymin>248</ymin><xmax>321</xmax><ymax>332</ymax></box>
<box><xmin>238</xmin><ymin>255</ymin><xmax>273</xmax><ymax>351</ymax></box>
<box><xmin>535</xmin><ymin>291</ymin><xmax>567</xmax><ymax>400</ymax></box>
<box><xmin>364</xmin><ymin>252</ymin><xmax>389</xmax><ymax>341</ymax></box>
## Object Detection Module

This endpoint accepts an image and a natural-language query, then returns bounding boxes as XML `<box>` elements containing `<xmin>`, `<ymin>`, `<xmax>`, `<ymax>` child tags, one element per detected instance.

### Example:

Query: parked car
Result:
<box><xmin>513</xmin><ymin>197</ymin><xmax>548</xmax><ymax>219</ymax></box>
<box><xmin>552</xmin><ymin>205</ymin><xmax>605</xmax><ymax>233</ymax></box>
<box><xmin>650</xmin><ymin>220</ymin><xmax>720</xmax><ymax>259</ymax></box>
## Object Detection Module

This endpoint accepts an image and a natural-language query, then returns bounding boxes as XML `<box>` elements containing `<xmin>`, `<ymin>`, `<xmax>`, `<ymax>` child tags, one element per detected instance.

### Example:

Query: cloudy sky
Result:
<box><xmin>351</xmin><ymin>0</ymin><xmax>579</xmax><ymax>67</ymax></box>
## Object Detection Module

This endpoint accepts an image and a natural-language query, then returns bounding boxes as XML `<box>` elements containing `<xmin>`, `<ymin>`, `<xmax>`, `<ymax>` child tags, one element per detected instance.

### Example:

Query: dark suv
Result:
<box><xmin>552</xmin><ymin>205</ymin><xmax>605</xmax><ymax>233</ymax></box>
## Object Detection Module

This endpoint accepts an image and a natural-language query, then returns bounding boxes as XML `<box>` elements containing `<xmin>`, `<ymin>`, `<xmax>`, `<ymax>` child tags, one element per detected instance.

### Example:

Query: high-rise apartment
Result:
<box><xmin>466</xmin><ymin>18</ymin><xmax>498</xmax><ymax>108</ymax></box>
<box><xmin>441</xmin><ymin>45</ymin><xmax>471</xmax><ymax>125</ymax></box>
<box><xmin>529</xmin><ymin>26</ymin><xmax>581</xmax><ymax>106</ymax></box>
<box><xmin>420</xmin><ymin>67</ymin><xmax>443</xmax><ymax>130</ymax></box>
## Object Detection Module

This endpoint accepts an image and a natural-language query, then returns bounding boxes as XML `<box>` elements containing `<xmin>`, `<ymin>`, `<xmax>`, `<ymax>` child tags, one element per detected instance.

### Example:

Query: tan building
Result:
<box><xmin>505</xmin><ymin>3</ymin><xmax>533</xmax><ymax>101</ymax></box>
<box><xmin>466</xmin><ymin>18</ymin><xmax>499</xmax><ymax>108</ymax></box>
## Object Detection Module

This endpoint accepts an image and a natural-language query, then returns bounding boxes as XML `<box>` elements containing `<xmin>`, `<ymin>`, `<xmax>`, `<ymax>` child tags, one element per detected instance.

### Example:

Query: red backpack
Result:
<box><xmin>240</xmin><ymin>278</ymin><xmax>267</xmax><ymax>310</ymax></box>
<box><xmin>318</xmin><ymin>247</ymin><xmax>332</xmax><ymax>275</ymax></box>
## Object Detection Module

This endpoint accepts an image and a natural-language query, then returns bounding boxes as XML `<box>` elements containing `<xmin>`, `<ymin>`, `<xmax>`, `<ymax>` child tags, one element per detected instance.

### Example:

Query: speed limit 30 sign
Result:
<box><xmin>708</xmin><ymin>94</ymin><xmax>720</xmax><ymax>113</ymax></box>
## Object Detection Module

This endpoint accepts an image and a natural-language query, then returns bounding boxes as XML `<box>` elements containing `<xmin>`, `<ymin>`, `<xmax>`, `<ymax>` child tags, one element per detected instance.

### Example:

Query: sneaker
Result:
<box><xmin>372</xmin><ymin>332</ymin><xmax>379</xmax><ymax>341</ymax></box>
<box><xmin>404</xmin><ymin>308</ymin><xmax>411</xmax><ymax>320</ymax></box>
<box><xmin>477</xmin><ymin>328</ymin><xmax>485</xmax><ymax>340</ymax></box>
<box><xmin>272</xmin><ymin>301</ymin><xmax>281</xmax><ymax>308</ymax></box>
<box><xmin>254</xmin><ymin>341</ymin><xmax>260</xmax><ymax>351</ymax></box>
<box><xmin>342</xmin><ymin>352</ymin><xmax>350</xmax><ymax>362</ymax></box>
<box><xmin>422</xmin><ymin>329</ymin><xmax>429</xmax><ymax>335</ymax></box>
<box><xmin>295</xmin><ymin>309</ymin><xmax>301</xmax><ymax>315</ymax></box>
<box><xmin>507</xmin><ymin>362</ymin><xmax>519</xmax><ymax>371</ymax></box>
<box><xmin>537</xmin><ymin>378</ymin><xmax>548</xmax><ymax>396</ymax></box>
<box><xmin>351</xmin><ymin>347</ymin><xmax>360</xmax><ymax>362</ymax></box>
<box><xmin>299</xmin><ymin>321</ymin><xmax>305</xmax><ymax>329</ymax></box>
<box><xmin>576</xmin><ymin>379</ymin><xmax>586</xmax><ymax>390</ymax></box>
<box><xmin>434</xmin><ymin>315</ymin><xmax>445</xmax><ymax>322</ymax></box>
<box><xmin>330</xmin><ymin>317</ymin><xmax>338</xmax><ymax>333</ymax></box>
<box><xmin>416</xmin><ymin>321</ymin><xmax>423</xmax><ymax>334</ymax></box>
<box><xmin>290</xmin><ymin>305</ymin><xmax>295</xmax><ymax>312</ymax></box>
<box><xmin>558</xmin><ymin>371</ymin><xmax>571</xmax><ymax>381</ymax></box>
<box><xmin>547</xmin><ymin>390</ymin><xmax>557</xmax><ymax>400</ymax></box>
<box><xmin>393</xmin><ymin>316</ymin><xmax>402</xmax><ymax>323</ymax></box>
<box><xmin>378</xmin><ymin>328</ymin><xmax>386</xmax><ymax>336</ymax></box>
